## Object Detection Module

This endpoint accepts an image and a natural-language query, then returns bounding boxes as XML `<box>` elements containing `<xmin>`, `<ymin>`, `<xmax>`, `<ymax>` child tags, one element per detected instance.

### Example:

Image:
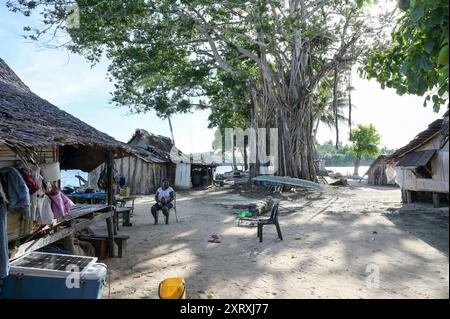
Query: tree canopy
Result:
<box><xmin>349</xmin><ymin>124</ymin><xmax>381</xmax><ymax>157</ymax></box>
<box><xmin>316</xmin><ymin>139</ymin><xmax>392</xmax><ymax>167</ymax></box>
<box><xmin>7</xmin><ymin>0</ymin><xmax>393</xmax><ymax>179</ymax></box>
<box><xmin>362</xmin><ymin>0</ymin><xmax>449</xmax><ymax>112</ymax></box>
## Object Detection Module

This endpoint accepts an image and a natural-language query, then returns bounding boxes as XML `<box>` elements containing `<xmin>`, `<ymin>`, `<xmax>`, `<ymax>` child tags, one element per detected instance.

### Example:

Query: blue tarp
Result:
<box><xmin>252</xmin><ymin>175</ymin><xmax>323</xmax><ymax>191</ymax></box>
<box><xmin>68</xmin><ymin>192</ymin><xmax>106</xmax><ymax>200</ymax></box>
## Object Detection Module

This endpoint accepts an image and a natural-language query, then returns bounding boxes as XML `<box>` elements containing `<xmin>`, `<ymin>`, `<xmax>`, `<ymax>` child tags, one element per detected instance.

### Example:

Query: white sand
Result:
<box><xmin>98</xmin><ymin>182</ymin><xmax>449</xmax><ymax>299</ymax></box>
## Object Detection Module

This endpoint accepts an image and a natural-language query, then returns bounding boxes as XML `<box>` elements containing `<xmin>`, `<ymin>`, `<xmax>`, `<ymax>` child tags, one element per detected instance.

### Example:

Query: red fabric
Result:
<box><xmin>18</xmin><ymin>168</ymin><xmax>40</xmax><ymax>195</ymax></box>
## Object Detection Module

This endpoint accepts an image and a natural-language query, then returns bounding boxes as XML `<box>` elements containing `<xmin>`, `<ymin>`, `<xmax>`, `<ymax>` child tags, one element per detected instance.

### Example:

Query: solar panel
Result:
<box><xmin>11</xmin><ymin>252</ymin><xmax>97</xmax><ymax>274</ymax></box>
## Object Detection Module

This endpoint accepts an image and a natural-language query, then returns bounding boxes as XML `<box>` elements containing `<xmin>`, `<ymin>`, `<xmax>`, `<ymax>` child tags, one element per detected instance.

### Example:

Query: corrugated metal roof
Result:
<box><xmin>396</xmin><ymin>150</ymin><xmax>435</xmax><ymax>168</ymax></box>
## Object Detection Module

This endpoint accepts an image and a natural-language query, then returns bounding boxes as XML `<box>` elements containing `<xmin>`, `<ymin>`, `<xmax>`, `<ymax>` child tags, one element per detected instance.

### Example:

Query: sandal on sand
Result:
<box><xmin>208</xmin><ymin>238</ymin><xmax>221</xmax><ymax>243</ymax></box>
<box><xmin>211</xmin><ymin>234</ymin><xmax>219</xmax><ymax>239</ymax></box>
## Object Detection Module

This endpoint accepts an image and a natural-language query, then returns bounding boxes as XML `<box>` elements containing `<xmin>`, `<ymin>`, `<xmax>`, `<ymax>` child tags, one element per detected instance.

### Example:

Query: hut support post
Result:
<box><xmin>432</xmin><ymin>193</ymin><xmax>440</xmax><ymax>208</ymax></box>
<box><xmin>106</xmin><ymin>150</ymin><xmax>115</xmax><ymax>257</ymax></box>
<box><xmin>406</xmin><ymin>190</ymin><xmax>413</xmax><ymax>204</ymax></box>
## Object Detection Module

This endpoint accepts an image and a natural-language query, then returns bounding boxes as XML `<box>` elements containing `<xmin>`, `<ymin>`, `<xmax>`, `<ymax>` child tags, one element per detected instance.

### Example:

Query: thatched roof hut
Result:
<box><xmin>0</xmin><ymin>58</ymin><xmax>135</xmax><ymax>171</ymax></box>
<box><xmin>128</xmin><ymin>129</ymin><xmax>217</xmax><ymax>189</ymax></box>
<box><xmin>128</xmin><ymin>129</ymin><xmax>191</xmax><ymax>164</ymax></box>
<box><xmin>363</xmin><ymin>155</ymin><xmax>396</xmax><ymax>186</ymax></box>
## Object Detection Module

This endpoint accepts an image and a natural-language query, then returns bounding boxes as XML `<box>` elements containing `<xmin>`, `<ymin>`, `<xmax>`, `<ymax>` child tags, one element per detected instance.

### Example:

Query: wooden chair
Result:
<box><xmin>257</xmin><ymin>202</ymin><xmax>283</xmax><ymax>242</ymax></box>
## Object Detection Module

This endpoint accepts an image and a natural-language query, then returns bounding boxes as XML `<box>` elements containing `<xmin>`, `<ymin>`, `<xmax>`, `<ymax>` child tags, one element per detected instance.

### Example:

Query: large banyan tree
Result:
<box><xmin>8</xmin><ymin>0</ymin><xmax>392</xmax><ymax>180</ymax></box>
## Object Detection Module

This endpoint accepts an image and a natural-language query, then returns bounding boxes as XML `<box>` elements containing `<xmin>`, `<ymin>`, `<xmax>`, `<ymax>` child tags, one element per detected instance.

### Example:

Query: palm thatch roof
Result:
<box><xmin>128</xmin><ymin>129</ymin><xmax>191</xmax><ymax>164</ymax></box>
<box><xmin>128</xmin><ymin>129</ymin><xmax>217</xmax><ymax>166</ymax></box>
<box><xmin>0</xmin><ymin>58</ymin><xmax>136</xmax><ymax>171</ymax></box>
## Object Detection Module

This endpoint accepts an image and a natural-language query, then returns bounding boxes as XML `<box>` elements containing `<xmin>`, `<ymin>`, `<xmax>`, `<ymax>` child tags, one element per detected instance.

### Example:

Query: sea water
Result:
<box><xmin>60</xmin><ymin>170</ymin><xmax>88</xmax><ymax>187</ymax></box>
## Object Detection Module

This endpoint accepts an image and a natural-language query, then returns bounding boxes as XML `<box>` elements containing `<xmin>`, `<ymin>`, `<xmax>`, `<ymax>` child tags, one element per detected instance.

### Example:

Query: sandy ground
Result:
<box><xmin>93</xmin><ymin>181</ymin><xmax>449</xmax><ymax>299</ymax></box>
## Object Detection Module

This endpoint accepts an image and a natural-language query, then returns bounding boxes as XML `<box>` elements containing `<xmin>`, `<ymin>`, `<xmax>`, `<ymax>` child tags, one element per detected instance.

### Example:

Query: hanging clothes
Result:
<box><xmin>17</xmin><ymin>168</ymin><xmax>40</xmax><ymax>195</ymax></box>
<box><xmin>0</xmin><ymin>182</ymin><xmax>9</xmax><ymax>278</ymax></box>
<box><xmin>38</xmin><ymin>195</ymin><xmax>54</xmax><ymax>225</ymax></box>
<box><xmin>0</xmin><ymin>167</ymin><xmax>31</xmax><ymax>220</ymax></box>
<box><xmin>18</xmin><ymin>167</ymin><xmax>43</xmax><ymax>221</ymax></box>
<box><xmin>0</xmin><ymin>202</ymin><xmax>8</xmax><ymax>279</ymax></box>
<box><xmin>48</xmin><ymin>187</ymin><xmax>75</xmax><ymax>219</ymax></box>
<box><xmin>0</xmin><ymin>167</ymin><xmax>33</xmax><ymax>279</ymax></box>
<box><xmin>0</xmin><ymin>179</ymin><xmax>7</xmax><ymax>205</ymax></box>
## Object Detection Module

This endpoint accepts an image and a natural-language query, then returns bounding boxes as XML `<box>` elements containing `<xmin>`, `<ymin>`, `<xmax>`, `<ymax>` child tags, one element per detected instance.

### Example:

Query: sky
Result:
<box><xmin>0</xmin><ymin>2</ymin><xmax>447</xmax><ymax>155</ymax></box>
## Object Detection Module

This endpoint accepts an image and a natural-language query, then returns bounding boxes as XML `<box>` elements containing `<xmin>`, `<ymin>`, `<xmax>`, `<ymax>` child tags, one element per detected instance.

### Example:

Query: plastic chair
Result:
<box><xmin>257</xmin><ymin>202</ymin><xmax>283</xmax><ymax>242</ymax></box>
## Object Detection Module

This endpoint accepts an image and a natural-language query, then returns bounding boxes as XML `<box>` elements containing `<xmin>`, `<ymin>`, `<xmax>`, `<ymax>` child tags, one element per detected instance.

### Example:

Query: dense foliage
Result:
<box><xmin>7</xmin><ymin>0</ymin><xmax>393</xmax><ymax>179</ymax></box>
<box><xmin>316</xmin><ymin>140</ymin><xmax>393</xmax><ymax>167</ymax></box>
<box><xmin>362</xmin><ymin>0</ymin><xmax>449</xmax><ymax>112</ymax></box>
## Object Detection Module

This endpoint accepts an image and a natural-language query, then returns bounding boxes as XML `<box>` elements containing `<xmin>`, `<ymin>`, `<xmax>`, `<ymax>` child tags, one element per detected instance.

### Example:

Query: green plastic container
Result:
<box><xmin>236</xmin><ymin>210</ymin><xmax>252</xmax><ymax>218</ymax></box>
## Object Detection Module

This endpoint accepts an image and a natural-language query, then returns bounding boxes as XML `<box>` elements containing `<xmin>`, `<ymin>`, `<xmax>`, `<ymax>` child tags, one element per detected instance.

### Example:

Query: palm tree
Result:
<box><xmin>312</xmin><ymin>79</ymin><xmax>353</xmax><ymax>142</ymax></box>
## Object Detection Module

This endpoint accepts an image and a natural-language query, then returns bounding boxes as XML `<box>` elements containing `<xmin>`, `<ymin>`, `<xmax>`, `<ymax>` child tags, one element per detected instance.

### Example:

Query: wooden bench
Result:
<box><xmin>114</xmin><ymin>207</ymin><xmax>132</xmax><ymax>231</ymax></box>
<box><xmin>78</xmin><ymin>234</ymin><xmax>130</xmax><ymax>258</ymax></box>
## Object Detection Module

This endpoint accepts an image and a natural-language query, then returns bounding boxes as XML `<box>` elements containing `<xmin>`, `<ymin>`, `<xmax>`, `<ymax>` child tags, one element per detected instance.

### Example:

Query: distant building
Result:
<box><xmin>90</xmin><ymin>129</ymin><xmax>217</xmax><ymax>194</ymax></box>
<box><xmin>363</xmin><ymin>155</ymin><xmax>397</xmax><ymax>186</ymax></box>
<box><xmin>386</xmin><ymin>112</ymin><xmax>449</xmax><ymax>207</ymax></box>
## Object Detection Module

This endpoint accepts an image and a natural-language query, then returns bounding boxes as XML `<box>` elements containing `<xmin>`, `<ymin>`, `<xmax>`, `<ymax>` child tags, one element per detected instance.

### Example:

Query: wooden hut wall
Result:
<box><xmin>367</xmin><ymin>158</ymin><xmax>396</xmax><ymax>185</ymax></box>
<box><xmin>1</xmin><ymin>143</ymin><xmax>57</xmax><ymax>241</ymax></box>
<box><xmin>395</xmin><ymin>136</ymin><xmax>449</xmax><ymax>193</ymax></box>
<box><xmin>115</xmin><ymin>156</ymin><xmax>175</xmax><ymax>195</ymax></box>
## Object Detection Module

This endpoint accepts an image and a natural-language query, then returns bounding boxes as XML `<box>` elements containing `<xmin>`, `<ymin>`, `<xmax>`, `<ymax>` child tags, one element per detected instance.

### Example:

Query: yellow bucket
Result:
<box><xmin>158</xmin><ymin>277</ymin><xmax>186</xmax><ymax>299</ymax></box>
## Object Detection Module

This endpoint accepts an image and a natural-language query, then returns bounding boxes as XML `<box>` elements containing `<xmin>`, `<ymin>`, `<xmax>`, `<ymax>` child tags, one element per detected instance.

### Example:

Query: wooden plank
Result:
<box><xmin>13</xmin><ymin>210</ymin><xmax>113</xmax><ymax>260</ymax></box>
<box><xmin>106</xmin><ymin>151</ymin><xmax>115</xmax><ymax>257</ymax></box>
<box><xmin>406</xmin><ymin>190</ymin><xmax>413</xmax><ymax>204</ymax></box>
<box><xmin>56</xmin><ymin>204</ymin><xmax>110</xmax><ymax>224</ymax></box>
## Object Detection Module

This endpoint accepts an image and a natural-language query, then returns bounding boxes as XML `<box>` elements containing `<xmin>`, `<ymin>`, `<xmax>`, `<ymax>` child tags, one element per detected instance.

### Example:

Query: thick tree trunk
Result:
<box><xmin>277</xmin><ymin>102</ymin><xmax>317</xmax><ymax>181</ymax></box>
<box><xmin>354</xmin><ymin>155</ymin><xmax>361</xmax><ymax>176</ymax></box>
<box><xmin>249</xmin><ymin>83</ymin><xmax>317</xmax><ymax>181</ymax></box>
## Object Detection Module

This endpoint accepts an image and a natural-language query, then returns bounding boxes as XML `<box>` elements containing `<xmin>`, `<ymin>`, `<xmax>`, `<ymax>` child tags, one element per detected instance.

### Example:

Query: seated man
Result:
<box><xmin>151</xmin><ymin>178</ymin><xmax>175</xmax><ymax>225</ymax></box>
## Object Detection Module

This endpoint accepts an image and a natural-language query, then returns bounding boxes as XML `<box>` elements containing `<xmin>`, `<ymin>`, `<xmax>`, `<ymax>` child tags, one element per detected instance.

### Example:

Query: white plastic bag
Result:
<box><xmin>38</xmin><ymin>195</ymin><xmax>54</xmax><ymax>225</ymax></box>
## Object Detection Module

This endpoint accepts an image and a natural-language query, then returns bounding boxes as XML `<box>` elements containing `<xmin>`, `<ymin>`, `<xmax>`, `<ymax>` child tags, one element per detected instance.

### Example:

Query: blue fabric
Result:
<box><xmin>0</xmin><ymin>203</ymin><xmax>9</xmax><ymax>278</ymax></box>
<box><xmin>68</xmin><ymin>192</ymin><xmax>106</xmax><ymax>200</ymax></box>
<box><xmin>0</xmin><ymin>167</ymin><xmax>31</xmax><ymax>219</ymax></box>
<box><xmin>119</xmin><ymin>176</ymin><xmax>126</xmax><ymax>188</ymax></box>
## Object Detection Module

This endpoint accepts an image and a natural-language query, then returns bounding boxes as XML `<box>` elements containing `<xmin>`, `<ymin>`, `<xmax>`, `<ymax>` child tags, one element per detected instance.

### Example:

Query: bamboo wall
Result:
<box><xmin>117</xmin><ymin>156</ymin><xmax>175</xmax><ymax>195</ymax></box>
<box><xmin>89</xmin><ymin>156</ymin><xmax>176</xmax><ymax>195</ymax></box>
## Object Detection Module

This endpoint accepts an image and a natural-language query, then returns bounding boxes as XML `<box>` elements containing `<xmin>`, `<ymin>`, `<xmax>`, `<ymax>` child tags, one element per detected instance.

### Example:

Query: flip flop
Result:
<box><xmin>208</xmin><ymin>238</ymin><xmax>221</xmax><ymax>243</ymax></box>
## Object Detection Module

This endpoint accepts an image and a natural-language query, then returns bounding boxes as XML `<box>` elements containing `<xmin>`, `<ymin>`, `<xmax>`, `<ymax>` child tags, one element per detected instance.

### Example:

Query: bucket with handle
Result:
<box><xmin>40</xmin><ymin>162</ymin><xmax>61</xmax><ymax>182</ymax></box>
<box><xmin>158</xmin><ymin>277</ymin><xmax>186</xmax><ymax>299</ymax></box>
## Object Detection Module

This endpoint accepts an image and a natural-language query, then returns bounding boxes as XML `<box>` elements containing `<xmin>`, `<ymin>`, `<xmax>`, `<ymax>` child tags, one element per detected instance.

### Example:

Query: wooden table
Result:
<box><xmin>11</xmin><ymin>204</ymin><xmax>116</xmax><ymax>260</ymax></box>
<box><xmin>116</xmin><ymin>195</ymin><xmax>141</xmax><ymax>217</ymax></box>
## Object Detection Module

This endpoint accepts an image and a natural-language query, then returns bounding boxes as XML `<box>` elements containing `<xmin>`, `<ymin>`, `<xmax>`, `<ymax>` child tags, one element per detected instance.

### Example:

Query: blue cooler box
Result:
<box><xmin>0</xmin><ymin>252</ymin><xmax>107</xmax><ymax>299</ymax></box>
